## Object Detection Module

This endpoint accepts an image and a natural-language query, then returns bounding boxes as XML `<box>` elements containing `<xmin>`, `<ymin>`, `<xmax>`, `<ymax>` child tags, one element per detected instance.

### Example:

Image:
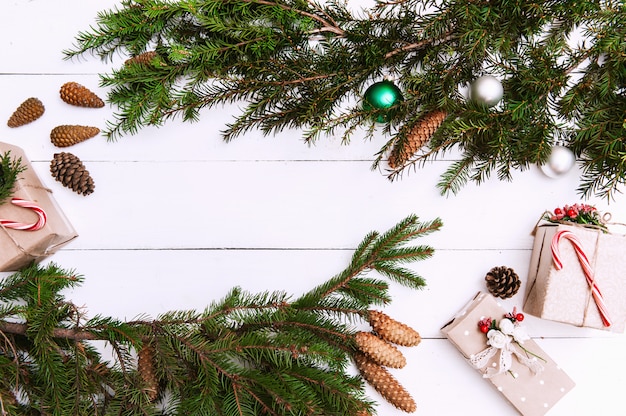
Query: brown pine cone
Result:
<box><xmin>354</xmin><ymin>352</ymin><xmax>416</xmax><ymax>413</ymax></box>
<box><xmin>7</xmin><ymin>97</ymin><xmax>45</xmax><ymax>127</ymax></box>
<box><xmin>355</xmin><ymin>331</ymin><xmax>406</xmax><ymax>369</ymax></box>
<box><xmin>368</xmin><ymin>310</ymin><xmax>421</xmax><ymax>347</ymax></box>
<box><xmin>485</xmin><ymin>266</ymin><xmax>521</xmax><ymax>299</ymax></box>
<box><xmin>125</xmin><ymin>51</ymin><xmax>158</xmax><ymax>66</ymax></box>
<box><xmin>137</xmin><ymin>343</ymin><xmax>159</xmax><ymax>402</ymax></box>
<box><xmin>388</xmin><ymin>109</ymin><xmax>447</xmax><ymax>169</ymax></box>
<box><xmin>50</xmin><ymin>125</ymin><xmax>100</xmax><ymax>147</ymax></box>
<box><xmin>50</xmin><ymin>152</ymin><xmax>95</xmax><ymax>196</ymax></box>
<box><xmin>59</xmin><ymin>82</ymin><xmax>105</xmax><ymax>108</ymax></box>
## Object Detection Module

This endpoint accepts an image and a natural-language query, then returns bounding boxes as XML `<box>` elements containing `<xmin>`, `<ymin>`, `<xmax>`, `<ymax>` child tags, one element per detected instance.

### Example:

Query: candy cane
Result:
<box><xmin>551</xmin><ymin>230</ymin><xmax>612</xmax><ymax>327</ymax></box>
<box><xmin>0</xmin><ymin>198</ymin><xmax>47</xmax><ymax>231</ymax></box>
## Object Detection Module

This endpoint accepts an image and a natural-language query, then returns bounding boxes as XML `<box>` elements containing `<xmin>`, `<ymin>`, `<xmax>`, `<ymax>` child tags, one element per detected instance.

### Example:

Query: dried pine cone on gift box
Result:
<box><xmin>50</xmin><ymin>152</ymin><xmax>95</xmax><ymax>196</ymax></box>
<box><xmin>485</xmin><ymin>266</ymin><xmax>521</xmax><ymax>299</ymax></box>
<box><xmin>7</xmin><ymin>97</ymin><xmax>45</xmax><ymax>127</ymax></box>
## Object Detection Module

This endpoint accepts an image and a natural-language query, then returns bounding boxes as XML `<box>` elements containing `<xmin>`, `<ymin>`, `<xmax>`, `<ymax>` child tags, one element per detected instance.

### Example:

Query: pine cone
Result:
<box><xmin>368</xmin><ymin>310</ymin><xmax>421</xmax><ymax>347</ymax></box>
<box><xmin>50</xmin><ymin>125</ymin><xmax>100</xmax><ymax>147</ymax></box>
<box><xmin>137</xmin><ymin>343</ymin><xmax>159</xmax><ymax>401</ymax></box>
<box><xmin>354</xmin><ymin>352</ymin><xmax>416</xmax><ymax>413</ymax></box>
<box><xmin>355</xmin><ymin>331</ymin><xmax>406</xmax><ymax>369</ymax></box>
<box><xmin>7</xmin><ymin>97</ymin><xmax>45</xmax><ymax>127</ymax></box>
<box><xmin>59</xmin><ymin>82</ymin><xmax>105</xmax><ymax>108</ymax></box>
<box><xmin>388</xmin><ymin>109</ymin><xmax>447</xmax><ymax>169</ymax></box>
<box><xmin>125</xmin><ymin>51</ymin><xmax>158</xmax><ymax>66</ymax></box>
<box><xmin>485</xmin><ymin>266</ymin><xmax>521</xmax><ymax>299</ymax></box>
<box><xmin>50</xmin><ymin>152</ymin><xmax>95</xmax><ymax>196</ymax></box>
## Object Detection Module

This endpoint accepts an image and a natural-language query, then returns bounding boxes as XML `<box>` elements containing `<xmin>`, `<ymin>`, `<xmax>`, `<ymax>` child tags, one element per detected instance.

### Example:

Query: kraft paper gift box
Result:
<box><xmin>524</xmin><ymin>220</ymin><xmax>626</xmax><ymax>332</ymax></box>
<box><xmin>441</xmin><ymin>292</ymin><xmax>575</xmax><ymax>416</ymax></box>
<box><xmin>0</xmin><ymin>142</ymin><xmax>78</xmax><ymax>271</ymax></box>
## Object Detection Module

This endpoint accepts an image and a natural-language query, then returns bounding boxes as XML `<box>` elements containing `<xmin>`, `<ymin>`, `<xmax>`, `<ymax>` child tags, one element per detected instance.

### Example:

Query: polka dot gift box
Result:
<box><xmin>441</xmin><ymin>292</ymin><xmax>575</xmax><ymax>415</ymax></box>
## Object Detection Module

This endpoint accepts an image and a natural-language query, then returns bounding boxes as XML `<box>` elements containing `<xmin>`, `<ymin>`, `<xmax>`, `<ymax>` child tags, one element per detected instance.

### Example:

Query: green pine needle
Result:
<box><xmin>0</xmin><ymin>215</ymin><xmax>440</xmax><ymax>415</ymax></box>
<box><xmin>0</xmin><ymin>151</ymin><xmax>26</xmax><ymax>205</ymax></box>
<box><xmin>64</xmin><ymin>0</ymin><xmax>626</xmax><ymax>198</ymax></box>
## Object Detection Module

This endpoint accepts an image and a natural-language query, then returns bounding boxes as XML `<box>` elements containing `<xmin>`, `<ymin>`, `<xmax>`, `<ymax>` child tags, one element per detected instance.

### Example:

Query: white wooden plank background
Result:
<box><xmin>2</xmin><ymin>1</ymin><xmax>626</xmax><ymax>415</ymax></box>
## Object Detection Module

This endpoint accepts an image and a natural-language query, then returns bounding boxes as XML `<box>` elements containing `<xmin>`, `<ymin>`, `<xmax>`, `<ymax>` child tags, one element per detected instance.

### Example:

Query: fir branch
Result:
<box><xmin>295</xmin><ymin>215</ymin><xmax>441</xmax><ymax>308</ymax></box>
<box><xmin>0</xmin><ymin>151</ymin><xmax>26</xmax><ymax>205</ymax></box>
<box><xmin>244</xmin><ymin>0</ymin><xmax>345</xmax><ymax>36</ymax></box>
<box><xmin>0</xmin><ymin>321</ymin><xmax>97</xmax><ymax>341</ymax></box>
<box><xmin>0</xmin><ymin>216</ymin><xmax>440</xmax><ymax>415</ymax></box>
<box><xmin>436</xmin><ymin>156</ymin><xmax>474</xmax><ymax>196</ymax></box>
<box><xmin>65</xmin><ymin>0</ymin><xmax>626</xmax><ymax>198</ymax></box>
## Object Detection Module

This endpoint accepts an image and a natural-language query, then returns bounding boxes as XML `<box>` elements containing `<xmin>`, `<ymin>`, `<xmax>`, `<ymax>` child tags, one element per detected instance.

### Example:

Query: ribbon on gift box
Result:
<box><xmin>551</xmin><ymin>229</ymin><xmax>612</xmax><ymax>327</ymax></box>
<box><xmin>469</xmin><ymin>334</ymin><xmax>544</xmax><ymax>378</ymax></box>
<box><xmin>0</xmin><ymin>198</ymin><xmax>47</xmax><ymax>231</ymax></box>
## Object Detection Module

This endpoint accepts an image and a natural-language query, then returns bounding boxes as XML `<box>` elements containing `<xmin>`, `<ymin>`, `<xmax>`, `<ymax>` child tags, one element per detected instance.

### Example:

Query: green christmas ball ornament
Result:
<box><xmin>363</xmin><ymin>80</ymin><xmax>404</xmax><ymax>122</ymax></box>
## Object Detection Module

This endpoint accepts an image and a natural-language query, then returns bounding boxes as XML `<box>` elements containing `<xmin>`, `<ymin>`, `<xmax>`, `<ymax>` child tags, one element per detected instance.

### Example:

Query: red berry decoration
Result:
<box><xmin>479</xmin><ymin>324</ymin><xmax>489</xmax><ymax>333</ymax></box>
<box><xmin>515</xmin><ymin>313</ymin><xmax>525</xmax><ymax>322</ymax></box>
<box><xmin>567</xmin><ymin>208</ymin><xmax>577</xmax><ymax>217</ymax></box>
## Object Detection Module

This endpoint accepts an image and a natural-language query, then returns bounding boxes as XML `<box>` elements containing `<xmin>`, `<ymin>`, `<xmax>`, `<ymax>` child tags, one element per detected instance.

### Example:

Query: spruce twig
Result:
<box><xmin>0</xmin><ymin>215</ymin><xmax>441</xmax><ymax>415</ymax></box>
<box><xmin>0</xmin><ymin>151</ymin><xmax>26</xmax><ymax>205</ymax></box>
<box><xmin>64</xmin><ymin>0</ymin><xmax>626</xmax><ymax>198</ymax></box>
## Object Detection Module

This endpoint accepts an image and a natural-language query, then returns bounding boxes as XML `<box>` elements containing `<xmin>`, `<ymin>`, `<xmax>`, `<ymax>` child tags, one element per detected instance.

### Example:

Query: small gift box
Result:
<box><xmin>441</xmin><ymin>292</ymin><xmax>575</xmax><ymax>416</ymax></box>
<box><xmin>0</xmin><ymin>142</ymin><xmax>78</xmax><ymax>271</ymax></box>
<box><xmin>524</xmin><ymin>207</ymin><xmax>626</xmax><ymax>332</ymax></box>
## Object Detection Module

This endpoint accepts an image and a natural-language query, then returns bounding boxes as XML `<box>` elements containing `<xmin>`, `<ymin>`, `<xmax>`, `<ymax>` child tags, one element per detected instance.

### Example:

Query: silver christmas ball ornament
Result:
<box><xmin>540</xmin><ymin>145</ymin><xmax>576</xmax><ymax>178</ymax></box>
<box><xmin>469</xmin><ymin>75</ymin><xmax>504</xmax><ymax>107</ymax></box>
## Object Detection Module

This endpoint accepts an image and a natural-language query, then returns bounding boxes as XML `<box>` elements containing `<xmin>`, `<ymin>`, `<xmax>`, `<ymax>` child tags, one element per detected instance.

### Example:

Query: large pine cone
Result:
<box><xmin>7</xmin><ymin>97</ymin><xmax>45</xmax><ymax>127</ymax></box>
<box><xmin>137</xmin><ymin>344</ymin><xmax>159</xmax><ymax>402</ymax></box>
<box><xmin>59</xmin><ymin>82</ymin><xmax>105</xmax><ymax>108</ymax></box>
<box><xmin>355</xmin><ymin>331</ymin><xmax>406</xmax><ymax>369</ymax></box>
<box><xmin>354</xmin><ymin>352</ymin><xmax>416</xmax><ymax>413</ymax></box>
<box><xmin>50</xmin><ymin>152</ymin><xmax>95</xmax><ymax>196</ymax></box>
<box><xmin>485</xmin><ymin>266</ymin><xmax>521</xmax><ymax>299</ymax></box>
<box><xmin>50</xmin><ymin>125</ymin><xmax>100</xmax><ymax>147</ymax></box>
<box><xmin>368</xmin><ymin>310</ymin><xmax>422</xmax><ymax>347</ymax></box>
<box><xmin>368</xmin><ymin>310</ymin><xmax>421</xmax><ymax>347</ymax></box>
<box><xmin>388</xmin><ymin>110</ymin><xmax>447</xmax><ymax>169</ymax></box>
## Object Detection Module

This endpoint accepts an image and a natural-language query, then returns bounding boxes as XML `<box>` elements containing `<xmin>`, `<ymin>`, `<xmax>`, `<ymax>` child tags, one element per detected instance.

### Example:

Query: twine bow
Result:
<box><xmin>0</xmin><ymin>198</ymin><xmax>47</xmax><ymax>231</ymax></box>
<box><xmin>551</xmin><ymin>230</ymin><xmax>612</xmax><ymax>327</ymax></box>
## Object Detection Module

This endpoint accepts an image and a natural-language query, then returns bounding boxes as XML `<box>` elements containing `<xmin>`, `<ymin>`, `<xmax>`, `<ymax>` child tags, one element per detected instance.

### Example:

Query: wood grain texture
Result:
<box><xmin>1</xmin><ymin>2</ymin><xmax>625</xmax><ymax>415</ymax></box>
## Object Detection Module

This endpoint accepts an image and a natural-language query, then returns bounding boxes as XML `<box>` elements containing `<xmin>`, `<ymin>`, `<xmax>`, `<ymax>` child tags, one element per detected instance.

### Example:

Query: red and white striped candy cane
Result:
<box><xmin>0</xmin><ymin>198</ymin><xmax>47</xmax><ymax>231</ymax></box>
<box><xmin>551</xmin><ymin>229</ymin><xmax>612</xmax><ymax>327</ymax></box>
